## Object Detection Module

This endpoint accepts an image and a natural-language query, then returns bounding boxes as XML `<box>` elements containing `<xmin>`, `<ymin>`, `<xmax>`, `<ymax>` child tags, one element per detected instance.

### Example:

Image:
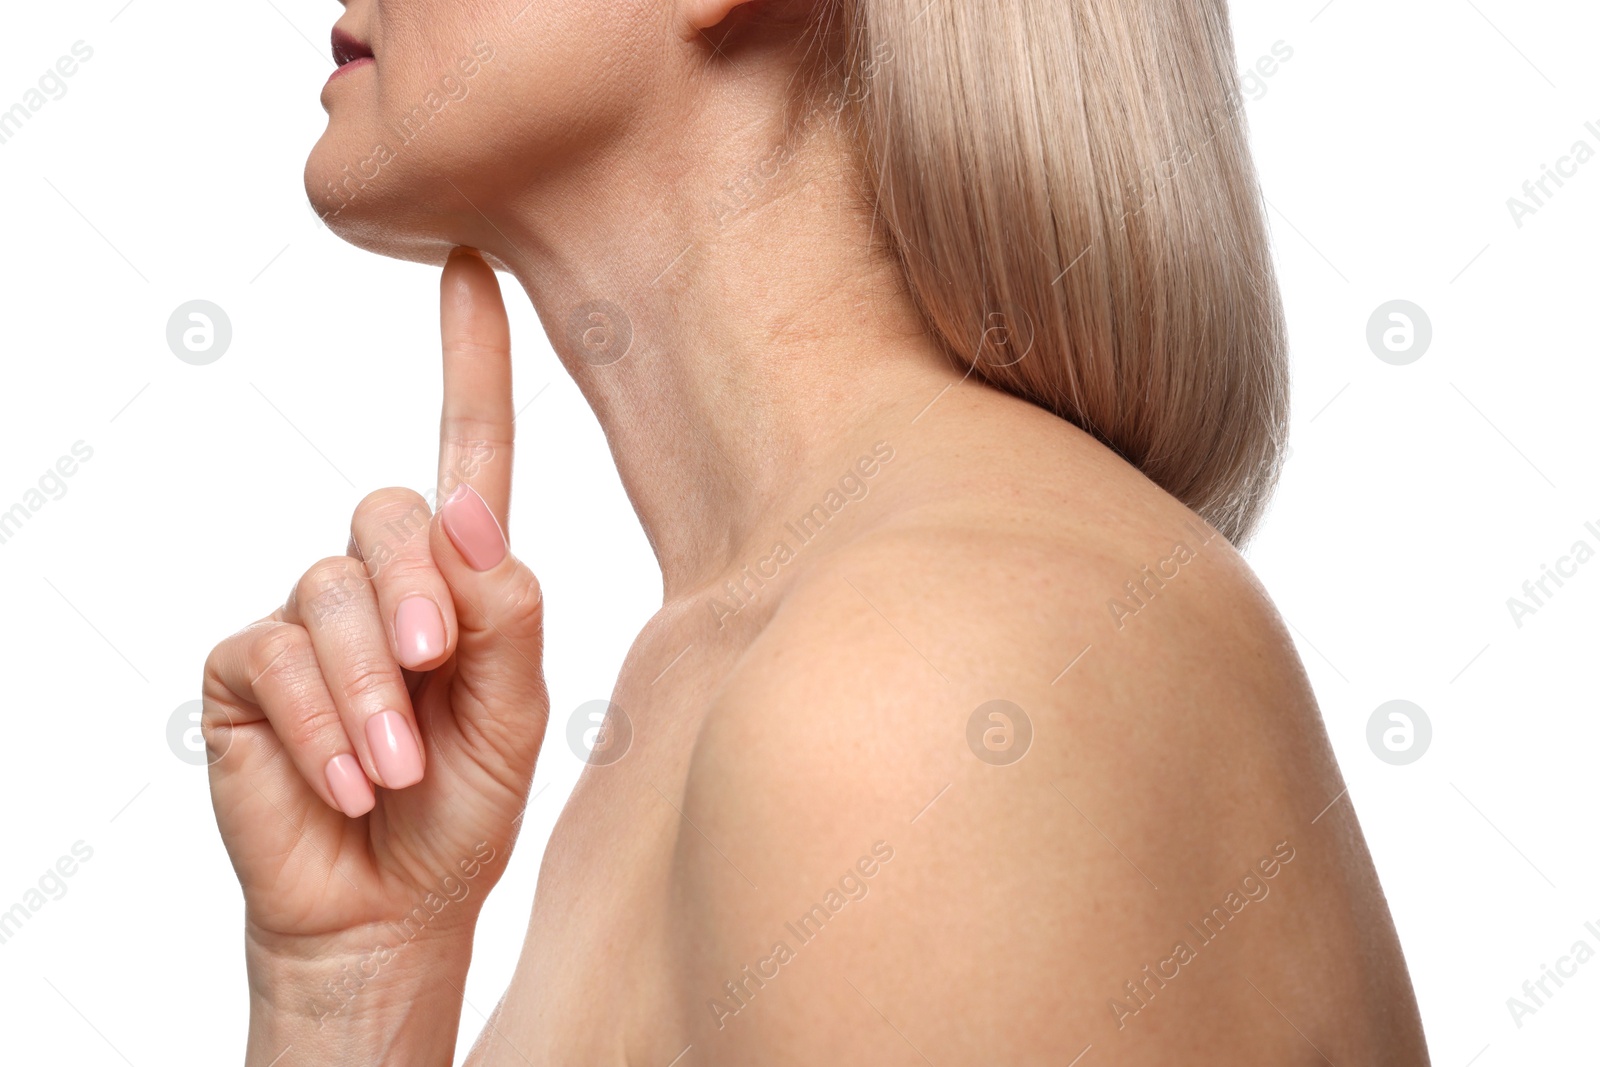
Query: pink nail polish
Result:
<box><xmin>395</xmin><ymin>596</ymin><xmax>446</xmax><ymax>669</ymax></box>
<box><xmin>366</xmin><ymin>710</ymin><xmax>424</xmax><ymax>789</ymax></box>
<box><xmin>441</xmin><ymin>483</ymin><xmax>507</xmax><ymax>571</ymax></box>
<box><xmin>325</xmin><ymin>753</ymin><xmax>376</xmax><ymax>817</ymax></box>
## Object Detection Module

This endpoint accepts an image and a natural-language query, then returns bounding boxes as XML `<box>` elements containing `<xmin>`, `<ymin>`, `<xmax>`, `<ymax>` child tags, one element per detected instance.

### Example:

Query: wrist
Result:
<box><xmin>244</xmin><ymin>921</ymin><xmax>476</xmax><ymax>1065</ymax></box>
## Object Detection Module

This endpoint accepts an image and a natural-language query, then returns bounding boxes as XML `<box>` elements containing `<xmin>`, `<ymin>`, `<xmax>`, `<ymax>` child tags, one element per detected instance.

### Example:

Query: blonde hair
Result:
<box><xmin>800</xmin><ymin>0</ymin><xmax>1289</xmax><ymax>545</ymax></box>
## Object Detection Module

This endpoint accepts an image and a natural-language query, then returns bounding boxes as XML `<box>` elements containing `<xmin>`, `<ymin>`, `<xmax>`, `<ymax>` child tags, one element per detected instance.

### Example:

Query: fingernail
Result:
<box><xmin>441</xmin><ymin>483</ymin><xmax>507</xmax><ymax>571</ymax></box>
<box><xmin>325</xmin><ymin>753</ymin><xmax>376</xmax><ymax>817</ymax></box>
<box><xmin>395</xmin><ymin>596</ymin><xmax>446</xmax><ymax>669</ymax></box>
<box><xmin>366</xmin><ymin>710</ymin><xmax>424</xmax><ymax>789</ymax></box>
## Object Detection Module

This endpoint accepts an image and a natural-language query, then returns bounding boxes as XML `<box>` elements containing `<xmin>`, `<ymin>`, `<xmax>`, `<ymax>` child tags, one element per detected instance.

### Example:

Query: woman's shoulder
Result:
<box><xmin>723</xmin><ymin>424</ymin><xmax>1306</xmax><ymax>731</ymax></box>
<box><xmin>691</xmin><ymin>424</ymin><xmax>1330</xmax><ymax>875</ymax></box>
<box><xmin>705</xmin><ymin>457</ymin><xmax>1334</xmax><ymax>846</ymax></box>
<box><xmin>675</xmin><ymin>442</ymin><xmax>1419</xmax><ymax>1061</ymax></box>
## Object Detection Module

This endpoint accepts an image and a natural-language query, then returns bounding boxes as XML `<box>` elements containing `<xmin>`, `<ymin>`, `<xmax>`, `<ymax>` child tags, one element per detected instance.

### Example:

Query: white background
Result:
<box><xmin>0</xmin><ymin>0</ymin><xmax>1594</xmax><ymax>1063</ymax></box>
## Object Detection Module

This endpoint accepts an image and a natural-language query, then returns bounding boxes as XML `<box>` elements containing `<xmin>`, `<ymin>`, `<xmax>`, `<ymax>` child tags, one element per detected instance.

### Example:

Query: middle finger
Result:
<box><xmin>350</xmin><ymin>486</ymin><xmax>458</xmax><ymax>672</ymax></box>
<box><xmin>284</xmin><ymin>556</ymin><xmax>426</xmax><ymax>791</ymax></box>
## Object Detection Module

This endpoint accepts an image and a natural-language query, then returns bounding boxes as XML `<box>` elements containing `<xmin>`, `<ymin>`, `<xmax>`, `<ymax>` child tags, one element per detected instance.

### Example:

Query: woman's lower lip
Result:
<box><xmin>326</xmin><ymin>56</ymin><xmax>374</xmax><ymax>85</ymax></box>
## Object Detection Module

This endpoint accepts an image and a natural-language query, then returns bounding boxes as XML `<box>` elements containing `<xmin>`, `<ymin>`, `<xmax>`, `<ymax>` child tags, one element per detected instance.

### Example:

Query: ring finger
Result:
<box><xmin>207</xmin><ymin>619</ymin><xmax>376</xmax><ymax>819</ymax></box>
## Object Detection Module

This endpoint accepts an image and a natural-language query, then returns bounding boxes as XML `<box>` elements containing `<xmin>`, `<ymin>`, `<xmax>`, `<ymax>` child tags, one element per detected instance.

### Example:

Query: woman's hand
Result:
<box><xmin>200</xmin><ymin>248</ymin><xmax>546</xmax><ymax>1057</ymax></box>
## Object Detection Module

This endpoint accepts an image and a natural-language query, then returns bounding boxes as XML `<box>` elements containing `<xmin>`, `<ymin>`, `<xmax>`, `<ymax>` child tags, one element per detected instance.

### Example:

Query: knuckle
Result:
<box><xmin>352</xmin><ymin>492</ymin><xmax>435</xmax><ymax>576</ymax></box>
<box><xmin>247</xmin><ymin>623</ymin><xmax>312</xmax><ymax>687</ymax></box>
<box><xmin>283</xmin><ymin>703</ymin><xmax>344</xmax><ymax>753</ymax></box>
<box><xmin>439</xmin><ymin>444</ymin><xmax>506</xmax><ymax>501</ymax></box>
<box><xmin>198</xmin><ymin>708</ymin><xmax>236</xmax><ymax>764</ymax></box>
<box><xmin>201</xmin><ymin>640</ymin><xmax>233</xmax><ymax>691</ymax></box>
<box><xmin>304</xmin><ymin>554</ymin><xmax>365</xmax><ymax>589</ymax></box>
<box><xmin>495</xmin><ymin>563</ymin><xmax>545</xmax><ymax>635</ymax></box>
<box><xmin>439</xmin><ymin>416</ymin><xmax>511</xmax><ymax>447</ymax></box>
<box><xmin>439</xmin><ymin>440</ymin><xmax>499</xmax><ymax>490</ymax></box>
<box><xmin>297</xmin><ymin>556</ymin><xmax>369</xmax><ymax>623</ymax></box>
<box><xmin>204</xmin><ymin>619</ymin><xmax>271</xmax><ymax>677</ymax></box>
<box><xmin>356</xmin><ymin>485</ymin><xmax>426</xmax><ymax>514</ymax></box>
<box><xmin>338</xmin><ymin>657</ymin><xmax>403</xmax><ymax>707</ymax></box>
<box><xmin>354</xmin><ymin>487</ymin><xmax>430</xmax><ymax>530</ymax></box>
<box><xmin>372</xmin><ymin>555</ymin><xmax>442</xmax><ymax>592</ymax></box>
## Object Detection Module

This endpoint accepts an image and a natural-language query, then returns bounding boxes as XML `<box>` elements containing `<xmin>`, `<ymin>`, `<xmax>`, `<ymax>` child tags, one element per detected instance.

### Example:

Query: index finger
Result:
<box><xmin>438</xmin><ymin>246</ymin><xmax>514</xmax><ymax>531</ymax></box>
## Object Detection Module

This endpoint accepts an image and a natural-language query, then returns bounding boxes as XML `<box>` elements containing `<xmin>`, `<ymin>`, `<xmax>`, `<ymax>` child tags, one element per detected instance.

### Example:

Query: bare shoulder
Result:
<box><xmin>670</xmin><ymin>428</ymin><xmax>1428</xmax><ymax>1064</ymax></box>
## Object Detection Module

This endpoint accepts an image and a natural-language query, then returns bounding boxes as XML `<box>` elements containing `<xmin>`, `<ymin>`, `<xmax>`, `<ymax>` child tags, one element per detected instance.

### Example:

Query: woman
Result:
<box><xmin>202</xmin><ymin>0</ymin><xmax>1431</xmax><ymax>1062</ymax></box>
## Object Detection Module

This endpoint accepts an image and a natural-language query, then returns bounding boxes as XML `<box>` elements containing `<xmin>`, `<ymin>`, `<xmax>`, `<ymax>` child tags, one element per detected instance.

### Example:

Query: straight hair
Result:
<box><xmin>799</xmin><ymin>0</ymin><xmax>1289</xmax><ymax>545</ymax></box>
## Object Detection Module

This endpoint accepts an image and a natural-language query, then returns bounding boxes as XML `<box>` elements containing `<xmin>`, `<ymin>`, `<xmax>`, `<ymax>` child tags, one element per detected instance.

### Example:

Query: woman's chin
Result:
<box><xmin>303</xmin><ymin>158</ymin><xmax>457</xmax><ymax>266</ymax></box>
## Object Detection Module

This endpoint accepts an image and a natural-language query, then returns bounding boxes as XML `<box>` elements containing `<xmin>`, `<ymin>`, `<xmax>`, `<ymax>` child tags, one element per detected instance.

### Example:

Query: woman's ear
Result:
<box><xmin>684</xmin><ymin>0</ymin><xmax>752</xmax><ymax>32</ymax></box>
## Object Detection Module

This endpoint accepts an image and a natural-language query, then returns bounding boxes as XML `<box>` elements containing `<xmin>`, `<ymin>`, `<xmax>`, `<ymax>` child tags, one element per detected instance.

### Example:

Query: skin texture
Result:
<box><xmin>202</xmin><ymin>0</ymin><xmax>1430</xmax><ymax>1063</ymax></box>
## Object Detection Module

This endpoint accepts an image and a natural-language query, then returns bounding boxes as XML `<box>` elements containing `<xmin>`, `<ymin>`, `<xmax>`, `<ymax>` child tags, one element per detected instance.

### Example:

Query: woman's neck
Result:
<box><xmin>476</xmin><ymin>104</ymin><xmax>967</xmax><ymax>603</ymax></box>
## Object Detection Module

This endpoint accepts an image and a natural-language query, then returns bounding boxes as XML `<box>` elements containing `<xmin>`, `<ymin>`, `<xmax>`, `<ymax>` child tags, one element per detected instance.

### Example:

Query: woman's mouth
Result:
<box><xmin>329</xmin><ymin>27</ymin><xmax>375</xmax><ymax>81</ymax></box>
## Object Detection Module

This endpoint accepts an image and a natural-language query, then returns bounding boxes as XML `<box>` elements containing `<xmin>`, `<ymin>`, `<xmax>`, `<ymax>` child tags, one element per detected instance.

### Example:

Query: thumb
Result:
<box><xmin>430</xmin><ymin>481</ymin><xmax>548</xmax><ymax>753</ymax></box>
